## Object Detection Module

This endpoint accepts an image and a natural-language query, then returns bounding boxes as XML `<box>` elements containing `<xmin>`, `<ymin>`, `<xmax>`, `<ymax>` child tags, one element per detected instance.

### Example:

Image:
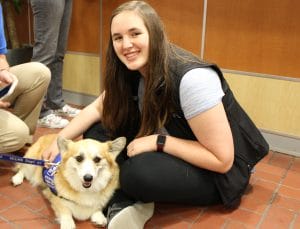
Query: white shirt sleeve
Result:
<box><xmin>179</xmin><ymin>68</ymin><xmax>225</xmax><ymax>120</ymax></box>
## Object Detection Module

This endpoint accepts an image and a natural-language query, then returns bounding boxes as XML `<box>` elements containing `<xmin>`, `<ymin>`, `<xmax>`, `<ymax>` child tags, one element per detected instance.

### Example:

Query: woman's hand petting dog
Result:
<box><xmin>42</xmin><ymin>136</ymin><xmax>60</xmax><ymax>163</ymax></box>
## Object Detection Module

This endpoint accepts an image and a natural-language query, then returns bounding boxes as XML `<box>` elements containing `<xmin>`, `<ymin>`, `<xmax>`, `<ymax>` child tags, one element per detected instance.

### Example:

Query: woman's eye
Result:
<box><xmin>131</xmin><ymin>32</ymin><xmax>141</xmax><ymax>37</ymax></box>
<box><xmin>113</xmin><ymin>36</ymin><xmax>122</xmax><ymax>41</ymax></box>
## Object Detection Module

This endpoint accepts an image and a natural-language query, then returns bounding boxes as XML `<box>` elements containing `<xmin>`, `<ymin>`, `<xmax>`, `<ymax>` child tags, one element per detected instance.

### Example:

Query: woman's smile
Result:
<box><xmin>124</xmin><ymin>50</ymin><xmax>140</xmax><ymax>61</ymax></box>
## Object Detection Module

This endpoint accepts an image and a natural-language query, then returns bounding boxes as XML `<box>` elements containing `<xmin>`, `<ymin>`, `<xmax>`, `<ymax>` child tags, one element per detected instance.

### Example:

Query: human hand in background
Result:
<box><xmin>0</xmin><ymin>69</ymin><xmax>13</xmax><ymax>84</ymax></box>
<box><xmin>0</xmin><ymin>71</ymin><xmax>18</xmax><ymax>107</ymax></box>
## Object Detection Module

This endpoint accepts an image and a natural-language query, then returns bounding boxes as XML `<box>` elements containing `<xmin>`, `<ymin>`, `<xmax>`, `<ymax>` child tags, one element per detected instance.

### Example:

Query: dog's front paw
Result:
<box><xmin>60</xmin><ymin>216</ymin><xmax>76</xmax><ymax>229</ymax></box>
<box><xmin>11</xmin><ymin>172</ymin><xmax>24</xmax><ymax>186</ymax></box>
<box><xmin>91</xmin><ymin>211</ymin><xmax>107</xmax><ymax>227</ymax></box>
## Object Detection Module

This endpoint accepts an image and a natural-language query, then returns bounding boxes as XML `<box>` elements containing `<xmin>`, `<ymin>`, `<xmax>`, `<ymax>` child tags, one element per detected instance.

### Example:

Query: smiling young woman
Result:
<box><xmin>42</xmin><ymin>1</ymin><xmax>269</xmax><ymax>228</ymax></box>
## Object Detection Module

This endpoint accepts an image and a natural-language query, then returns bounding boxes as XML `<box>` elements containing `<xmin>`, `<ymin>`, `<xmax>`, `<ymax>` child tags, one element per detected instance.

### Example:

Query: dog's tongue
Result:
<box><xmin>83</xmin><ymin>182</ymin><xmax>92</xmax><ymax>188</ymax></box>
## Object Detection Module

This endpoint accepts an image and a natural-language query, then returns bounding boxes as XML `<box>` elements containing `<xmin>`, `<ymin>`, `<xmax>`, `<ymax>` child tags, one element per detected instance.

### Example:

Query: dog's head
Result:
<box><xmin>56</xmin><ymin>136</ymin><xmax>126</xmax><ymax>192</ymax></box>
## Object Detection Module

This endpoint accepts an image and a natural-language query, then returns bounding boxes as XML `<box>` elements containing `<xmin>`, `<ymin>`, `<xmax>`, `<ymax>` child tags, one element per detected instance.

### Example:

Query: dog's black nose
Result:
<box><xmin>83</xmin><ymin>174</ymin><xmax>93</xmax><ymax>182</ymax></box>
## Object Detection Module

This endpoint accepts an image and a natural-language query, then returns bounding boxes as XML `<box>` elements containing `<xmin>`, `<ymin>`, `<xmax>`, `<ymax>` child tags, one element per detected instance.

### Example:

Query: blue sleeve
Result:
<box><xmin>0</xmin><ymin>4</ymin><xmax>8</xmax><ymax>54</ymax></box>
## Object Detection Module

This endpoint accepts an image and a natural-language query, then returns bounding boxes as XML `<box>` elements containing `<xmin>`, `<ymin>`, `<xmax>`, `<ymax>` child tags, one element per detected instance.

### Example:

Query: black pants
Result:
<box><xmin>83</xmin><ymin>122</ymin><xmax>222</xmax><ymax>206</ymax></box>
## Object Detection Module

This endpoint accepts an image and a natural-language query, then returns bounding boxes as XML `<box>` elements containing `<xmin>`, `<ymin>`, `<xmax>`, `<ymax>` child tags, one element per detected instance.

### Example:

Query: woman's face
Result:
<box><xmin>111</xmin><ymin>11</ymin><xmax>149</xmax><ymax>74</ymax></box>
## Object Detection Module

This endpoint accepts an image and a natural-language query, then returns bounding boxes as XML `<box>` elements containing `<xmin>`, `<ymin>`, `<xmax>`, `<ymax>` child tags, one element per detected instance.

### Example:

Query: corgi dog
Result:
<box><xmin>11</xmin><ymin>134</ymin><xmax>126</xmax><ymax>229</ymax></box>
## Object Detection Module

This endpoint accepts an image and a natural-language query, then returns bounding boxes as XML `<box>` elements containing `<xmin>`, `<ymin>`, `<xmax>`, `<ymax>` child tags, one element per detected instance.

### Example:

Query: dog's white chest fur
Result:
<box><xmin>63</xmin><ymin>194</ymin><xmax>101</xmax><ymax>220</ymax></box>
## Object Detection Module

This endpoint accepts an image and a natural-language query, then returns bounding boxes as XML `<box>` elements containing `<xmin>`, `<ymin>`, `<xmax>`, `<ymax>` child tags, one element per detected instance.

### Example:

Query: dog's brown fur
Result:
<box><xmin>11</xmin><ymin>134</ymin><xmax>126</xmax><ymax>229</ymax></box>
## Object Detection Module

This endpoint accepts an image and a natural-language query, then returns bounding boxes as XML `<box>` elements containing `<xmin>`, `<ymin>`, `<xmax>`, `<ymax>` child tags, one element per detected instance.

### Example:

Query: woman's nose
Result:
<box><xmin>122</xmin><ymin>37</ymin><xmax>133</xmax><ymax>49</ymax></box>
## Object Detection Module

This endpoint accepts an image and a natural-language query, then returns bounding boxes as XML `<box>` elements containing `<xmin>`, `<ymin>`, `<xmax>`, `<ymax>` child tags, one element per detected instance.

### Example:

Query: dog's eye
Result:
<box><xmin>93</xmin><ymin>157</ymin><xmax>101</xmax><ymax>163</ymax></box>
<box><xmin>75</xmin><ymin>155</ymin><xmax>84</xmax><ymax>162</ymax></box>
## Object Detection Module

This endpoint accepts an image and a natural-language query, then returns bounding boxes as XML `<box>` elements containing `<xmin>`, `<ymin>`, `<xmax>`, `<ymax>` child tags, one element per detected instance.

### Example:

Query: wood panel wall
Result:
<box><xmin>10</xmin><ymin>1</ymin><xmax>32</xmax><ymax>47</ymax></box>
<box><xmin>100</xmin><ymin>0</ymin><xmax>300</xmax><ymax>79</ymax></box>
<box><xmin>67</xmin><ymin>0</ymin><xmax>100</xmax><ymax>53</ymax></box>
<box><xmin>147</xmin><ymin>0</ymin><xmax>203</xmax><ymax>54</ymax></box>
<box><xmin>14</xmin><ymin>0</ymin><xmax>300</xmax><ymax>79</ymax></box>
<box><xmin>205</xmin><ymin>0</ymin><xmax>300</xmax><ymax>78</ymax></box>
<box><xmin>224</xmin><ymin>73</ymin><xmax>300</xmax><ymax>137</ymax></box>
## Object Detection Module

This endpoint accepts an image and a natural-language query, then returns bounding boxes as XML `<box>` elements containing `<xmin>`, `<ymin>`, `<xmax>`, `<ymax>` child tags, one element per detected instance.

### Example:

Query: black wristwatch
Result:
<box><xmin>156</xmin><ymin>134</ymin><xmax>166</xmax><ymax>152</ymax></box>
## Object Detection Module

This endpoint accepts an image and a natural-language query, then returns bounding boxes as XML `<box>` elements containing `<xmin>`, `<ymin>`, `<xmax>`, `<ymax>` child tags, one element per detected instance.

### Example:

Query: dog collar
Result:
<box><xmin>42</xmin><ymin>154</ymin><xmax>61</xmax><ymax>195</ymax></box>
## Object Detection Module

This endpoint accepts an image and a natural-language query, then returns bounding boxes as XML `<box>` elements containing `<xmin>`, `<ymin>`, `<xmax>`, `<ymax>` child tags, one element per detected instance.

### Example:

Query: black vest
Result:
<box><xmin>164</xmin><ymin>47</ymin><xmax>269</xmax><ymax>207</ymax></box>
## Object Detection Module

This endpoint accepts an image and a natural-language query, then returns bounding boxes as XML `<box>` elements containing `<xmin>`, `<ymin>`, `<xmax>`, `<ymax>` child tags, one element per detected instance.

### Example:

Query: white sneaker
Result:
<box><xmin>54</xmin><ymin>104</ymin><xmax>81</xmax><ymax>118</ymax></box>
<box><xmin>108</xmin><ymin>202</ymin><xmax>154</xmax><ymax>229</ymax></box>
<box><xmin>38</xmin><ymin>113</ymin><xmax>69</xmax><ymax>129</ymax></box>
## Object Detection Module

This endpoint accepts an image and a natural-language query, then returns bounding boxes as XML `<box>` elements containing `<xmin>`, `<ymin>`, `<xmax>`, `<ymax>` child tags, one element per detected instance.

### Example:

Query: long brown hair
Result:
<box><xmin>102</xmin><ymin>1</ymin><xmax>174</xmax><ymax>137</ymax></box>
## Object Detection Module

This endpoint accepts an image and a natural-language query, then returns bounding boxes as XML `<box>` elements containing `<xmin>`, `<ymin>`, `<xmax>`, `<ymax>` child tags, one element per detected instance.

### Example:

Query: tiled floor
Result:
<box><xmin>1</xmin><ymin>123</ymin><xmax>300</xmax><ymax>228</ymax></box>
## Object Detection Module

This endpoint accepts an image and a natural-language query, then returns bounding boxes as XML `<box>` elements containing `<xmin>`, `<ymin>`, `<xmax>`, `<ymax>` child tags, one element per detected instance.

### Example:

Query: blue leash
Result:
<box><xmin>0</xmin><ymin>153</ymin><xmax>47</xmax><ymax>166</ymax></box>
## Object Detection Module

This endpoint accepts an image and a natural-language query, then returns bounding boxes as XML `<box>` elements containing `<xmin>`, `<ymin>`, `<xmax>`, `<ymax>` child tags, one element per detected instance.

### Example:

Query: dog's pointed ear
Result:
<box><xmin>109</xmin><ymin>137</ymin><xmax>126</xmax><ymax>157</ymax></box>
<box><xmin>57</xmin><ymin>136</ymin><xmax>72</xmax><ymax>153</ymax></box>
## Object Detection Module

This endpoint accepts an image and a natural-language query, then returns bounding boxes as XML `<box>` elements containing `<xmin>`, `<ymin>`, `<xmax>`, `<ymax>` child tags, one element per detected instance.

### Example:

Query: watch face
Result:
<box><xmin>157</xmin><ymin>135</ymin><xmax>166</xmax><ymax>144</ymax></box>
<box><xmin>157</xmin><ymin>135</ymin><xmax>166</xmax><ymax>152</ymax></box>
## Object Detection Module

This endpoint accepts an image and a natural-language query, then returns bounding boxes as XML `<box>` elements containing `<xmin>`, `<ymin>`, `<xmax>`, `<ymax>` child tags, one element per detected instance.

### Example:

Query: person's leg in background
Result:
<box><xmin>30</xmin><ymin>0</ymin><xmax>79</xmax><ymax>129</ymax></box>
<box><xmin>0</xmin><ymin>62</ymin><xmax>50</xmax><ymax>153</ymax></box>
<box><xmin>30</xmin><ymin>0</ymin><xmax>62</xmax><ymax>117</ymax></box>
<box><xmin>45</xmin><ymin>0</ymin><xmax>79</xmax><ymax>118</ymax></box>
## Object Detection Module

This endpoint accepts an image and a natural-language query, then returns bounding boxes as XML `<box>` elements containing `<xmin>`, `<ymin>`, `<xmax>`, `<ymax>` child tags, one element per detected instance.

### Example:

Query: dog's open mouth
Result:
<box><xmin>82</xmin><ymin>181</ymin><xmax>92</xmax><ymax>188</ymax></box>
